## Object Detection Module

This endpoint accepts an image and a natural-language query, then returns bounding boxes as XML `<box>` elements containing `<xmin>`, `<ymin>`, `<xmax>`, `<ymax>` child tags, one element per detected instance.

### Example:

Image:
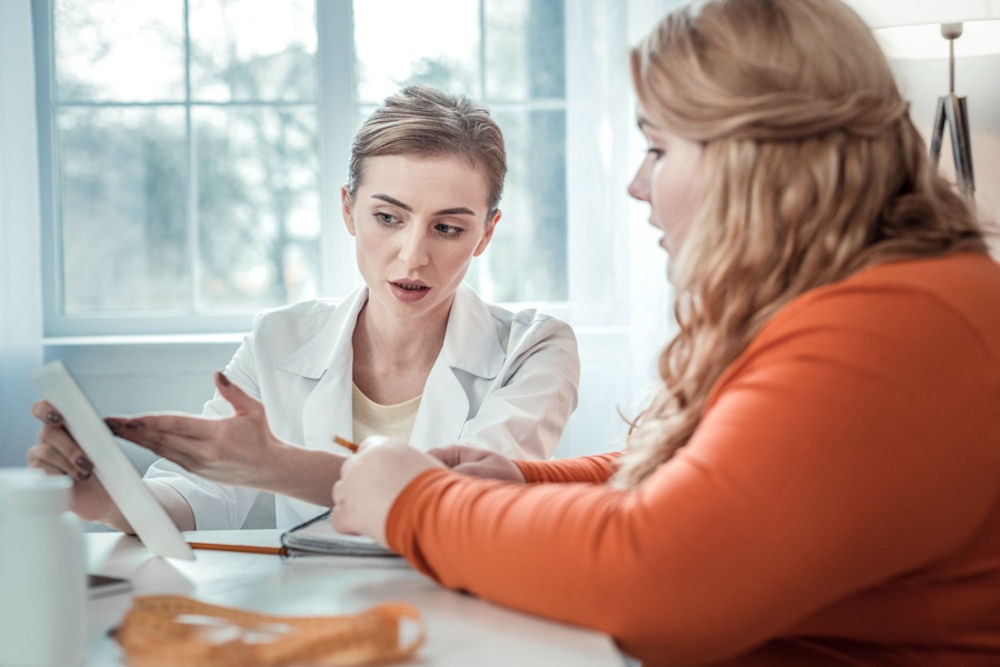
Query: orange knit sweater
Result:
<box><xmin>387</xmin><ymin>253</ymin><xmax>1000</xmax><ymax>666</ymax></box>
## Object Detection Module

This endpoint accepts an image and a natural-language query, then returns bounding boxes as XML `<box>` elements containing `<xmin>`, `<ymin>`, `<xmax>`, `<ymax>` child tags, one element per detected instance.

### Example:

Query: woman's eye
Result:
<box><xmin>374</xmin><ymin>211</ymin><xmax>398</xmax><ymax>226</ymax></box>
<box><xmin>435</xmin><ymin>223</ymin><xmax>463</xmax><ymax>236</ymax></box>
<box><xmin>646</xmin><ymin>147</ymin><xmax>664</xmax><ymax>161</ymax></box>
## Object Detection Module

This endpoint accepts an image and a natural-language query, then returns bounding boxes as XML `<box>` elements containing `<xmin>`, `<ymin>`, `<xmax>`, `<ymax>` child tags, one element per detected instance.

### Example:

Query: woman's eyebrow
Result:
<box><xmin>434</xmin><ymin>206</ymin><xmax>477</xmax><ymax>216</ymax></box>
<box><xmin>370</xmin><ymin>193</ymin><xmax>476</xmax><ymax>217</ymax></box>
<box><xmin>371</xmin><ymin>193</ymin><xmax>411</xmax><ymax>211</ymax></box>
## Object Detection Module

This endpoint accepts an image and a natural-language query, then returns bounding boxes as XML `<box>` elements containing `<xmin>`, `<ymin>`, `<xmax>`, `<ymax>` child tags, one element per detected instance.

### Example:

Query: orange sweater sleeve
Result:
<box><xmin>386</xmin><ymin>256</ymin><xmax>1000</xmax><ymax>665</ymax></box>
<box><xmin>515</xmin><ymin>452</ymin><xmax>620</xmax><ymax>484</ymax></box>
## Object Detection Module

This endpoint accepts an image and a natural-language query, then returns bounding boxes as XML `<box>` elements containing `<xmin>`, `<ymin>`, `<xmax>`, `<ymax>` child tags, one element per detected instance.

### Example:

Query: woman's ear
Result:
<box><xmin>341</xmin><ymin>186</ymin><xmax>357</xmax><ymax>236</ymax></box>
<box><xmin>473</xmin><ymin>209</ymin><xmax>501</xmax><ymax>257</ymax></box>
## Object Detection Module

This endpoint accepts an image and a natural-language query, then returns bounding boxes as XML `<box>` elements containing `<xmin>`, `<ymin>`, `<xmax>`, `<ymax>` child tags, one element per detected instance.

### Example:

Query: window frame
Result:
<box><xmin>34</xmin><ymin>0</ymin><xmax>633</xmax><ymax>339</ymax></box>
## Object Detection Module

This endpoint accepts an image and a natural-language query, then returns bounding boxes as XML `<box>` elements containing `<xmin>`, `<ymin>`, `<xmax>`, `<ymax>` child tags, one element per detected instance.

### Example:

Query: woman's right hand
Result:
<box><xmin>426</xmin><ymin>445</ymin><xmax>526</xmax><ymax>483</ymax></box>
<box><xmin>26</xmin><ymin>400</ymin><xmax>116</xmax><ymax>523</ymax></box>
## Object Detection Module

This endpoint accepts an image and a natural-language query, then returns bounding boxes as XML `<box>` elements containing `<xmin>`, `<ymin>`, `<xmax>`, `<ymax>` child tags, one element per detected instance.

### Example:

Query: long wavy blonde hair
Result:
<box><xmin>612</xmin><ymin>0</ymin><xmax>990</xmax><ymax>489</ymax></box>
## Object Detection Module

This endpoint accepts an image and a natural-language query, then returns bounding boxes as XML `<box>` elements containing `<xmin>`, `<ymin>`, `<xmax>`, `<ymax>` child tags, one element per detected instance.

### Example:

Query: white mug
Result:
<box><xmin>0</xmin><ymin>468</ymin><xmax>86</xmax><ymax>667</ymax></box>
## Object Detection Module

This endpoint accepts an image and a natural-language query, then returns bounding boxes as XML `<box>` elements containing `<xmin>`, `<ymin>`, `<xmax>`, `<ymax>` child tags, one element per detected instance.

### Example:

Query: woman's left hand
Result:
<box><xmin>106</xmin><ymin>372</ymin><xmax>289</xmax><ymax>488</ymax></box>
<box><xmin>331</xmin><ymin>436</ymin><xmax>445</xmax><ymax>547</ymax></box>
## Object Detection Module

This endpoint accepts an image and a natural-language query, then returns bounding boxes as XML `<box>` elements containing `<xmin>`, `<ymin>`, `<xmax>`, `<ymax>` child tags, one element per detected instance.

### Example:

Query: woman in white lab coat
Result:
<box><xmin>29</xmin><ymin>85</ymin><xmax>579</xmax><ymax>531</ymax></box>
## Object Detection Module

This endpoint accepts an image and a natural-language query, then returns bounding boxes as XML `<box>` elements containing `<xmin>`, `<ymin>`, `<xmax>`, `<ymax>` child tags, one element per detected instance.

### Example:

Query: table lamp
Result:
<box><xmin>844</xmin><ymin>0</ymin><xmax>1000</xmax><ymax>198</ymax></box>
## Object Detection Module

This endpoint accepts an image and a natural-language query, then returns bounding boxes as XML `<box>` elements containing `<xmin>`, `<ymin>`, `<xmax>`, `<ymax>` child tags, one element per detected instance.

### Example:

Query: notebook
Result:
<box><xmin>281</xmin><ymin>511</ymin><xmax>397</xmax><ymax>557</ymax></box>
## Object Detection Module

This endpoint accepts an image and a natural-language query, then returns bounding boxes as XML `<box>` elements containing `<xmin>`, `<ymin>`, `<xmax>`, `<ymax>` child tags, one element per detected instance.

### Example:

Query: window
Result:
<box><xmin>24</xmin><ymin>0</ymin><xmax>672</xmax><ymax>461</ymax></box>
<box><xmin>34</xmin><ymin>0</ymin><xmax>593</xmax><ymax>336</ymax></box>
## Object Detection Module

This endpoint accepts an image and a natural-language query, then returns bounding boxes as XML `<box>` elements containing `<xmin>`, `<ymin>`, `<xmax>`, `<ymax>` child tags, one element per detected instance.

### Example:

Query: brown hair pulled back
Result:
<box><xmin>347</xmin><ymin>85</ymin><xmax>506</xmax><ymax>215</ymax></box>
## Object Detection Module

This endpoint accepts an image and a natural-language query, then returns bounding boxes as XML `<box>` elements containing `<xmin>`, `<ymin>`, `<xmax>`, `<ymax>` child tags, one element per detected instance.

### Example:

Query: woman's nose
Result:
<box><xmin>398</xmin><ymin>227</ymin><xmax>430</xmax><ymax>267</ymax></box>
<box><xmin>628</xmin><ymin>169</ymin><xmax>649</xmax><ymax>202</ymax></box>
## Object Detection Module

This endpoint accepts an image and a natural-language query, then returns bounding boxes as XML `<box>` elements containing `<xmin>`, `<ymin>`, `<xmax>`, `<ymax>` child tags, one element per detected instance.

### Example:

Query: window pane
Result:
<box><xmin>484</xmin><ymin>0</ymin><xmax>565</xmax><ymax>99</ymax></box>
<box><xmin>54</xmin><ymin>0</ymin><xmax>184</xmax><ymax>101</ymax></box>
<box><xmin>353</xmin><ymin>0</ymin><xmax>480</xmax><ymax>103</ymax></box>
<box><xmin>470</xmin><ymin>109</ymin><xmax>567</xmax><ymax>302</ymax></box>
<box><xmin>195</xmin><ymin>107</ymin><xmax>320</xmax><ymax>309</ymax></box>
<box><xmin>59</xmin><ymin>107</ymin><xmax>190</xmax><ymax>313</ymax></box>
<box><xmin>189</xmin><ymin>0</ymin><xmax>317</xmax><ymax>102</ymax></box>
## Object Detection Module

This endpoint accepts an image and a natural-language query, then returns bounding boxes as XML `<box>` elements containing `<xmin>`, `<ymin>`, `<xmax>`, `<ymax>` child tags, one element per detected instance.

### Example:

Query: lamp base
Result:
<box><xmin>930</xmin><ymin>93</ymin><xmax>975</xmax><ymax>196</ymax></box>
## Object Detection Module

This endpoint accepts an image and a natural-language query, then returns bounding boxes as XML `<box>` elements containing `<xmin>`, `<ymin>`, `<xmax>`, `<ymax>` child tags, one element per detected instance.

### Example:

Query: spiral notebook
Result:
<box><xmin>281</xmin><ymin>511</ymin><xmax>398</xmax><ymax>557</ymax></box>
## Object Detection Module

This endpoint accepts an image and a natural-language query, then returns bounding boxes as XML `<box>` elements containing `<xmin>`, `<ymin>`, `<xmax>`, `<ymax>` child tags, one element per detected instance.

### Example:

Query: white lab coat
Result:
<box><xmin>144</xmin><ymin>284</ymin><xmax>580</xmax><ymax>529</ymax></box>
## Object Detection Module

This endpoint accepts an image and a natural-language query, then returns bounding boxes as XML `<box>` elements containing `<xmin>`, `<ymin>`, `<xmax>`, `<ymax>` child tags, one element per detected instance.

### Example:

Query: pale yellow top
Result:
<box><xmin>351</xmin><ymin>383</ymin><xmax>422</xmax><ymax>445</ymax></box>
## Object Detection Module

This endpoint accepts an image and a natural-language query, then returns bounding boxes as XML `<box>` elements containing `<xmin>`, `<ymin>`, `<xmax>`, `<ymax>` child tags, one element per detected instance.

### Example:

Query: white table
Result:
<box><xmin>85</xmin><ymin>530</ymin><xmax>625</xmax><ymax>666</ymax></box>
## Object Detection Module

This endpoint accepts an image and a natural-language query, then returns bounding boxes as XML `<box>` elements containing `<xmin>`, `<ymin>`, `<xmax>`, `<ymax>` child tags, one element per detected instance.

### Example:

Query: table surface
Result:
<box><xmin>85</xmin><ymin>530</ymin><xmax>625</xmax><ymax>666</ymax></box>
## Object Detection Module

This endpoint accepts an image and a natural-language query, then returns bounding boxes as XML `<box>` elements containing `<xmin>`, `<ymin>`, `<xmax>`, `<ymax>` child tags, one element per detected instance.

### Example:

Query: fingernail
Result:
<box><xmin>46</xmin><ymin>411</ymin><xmax>62</xmax><ymax>425</ymax></box>
<box><xmin>124</xmin><ymin>421</ymin><xmax>143</xmax><ymax>430</ymax></box>
<box><xmin>76</xmin><ymin>457</ymin><xmax>92</xmax><ymax>472</ymax></box>
<box><xmin>77</xmin><ymin>469</ymin><xmax>91</xmax><ymax>481</ymax></box>
<box><xmin>217</xmin><ymin>372</ymin><xmax>231</xmax><ymax>387</ymax></box>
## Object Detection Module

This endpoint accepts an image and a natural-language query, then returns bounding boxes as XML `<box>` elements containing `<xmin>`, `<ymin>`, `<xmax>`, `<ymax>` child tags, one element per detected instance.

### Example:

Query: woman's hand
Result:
<box><xmin>427</xmin><ymin>445</ymin><xmax>525</xmax><ymax>483</ymax></box>
<box><xmin>27</xmin><ymin>401</ymin><xmax>117</xmax><ymax>523</ymax></box>
<box><xmin>106</xmin><ymin>372</ymin><xmax>289</xmax><ymax>489</ymax></box>
<box><xmin>331</xmin><ymin>437</ymin><xmax>446</xmax><ymax>547</ymax></box>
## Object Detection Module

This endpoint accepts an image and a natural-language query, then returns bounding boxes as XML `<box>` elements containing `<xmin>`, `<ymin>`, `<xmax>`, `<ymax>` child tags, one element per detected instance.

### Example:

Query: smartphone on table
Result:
<box><xmin>87</xmin><ymin>573</ymin><xmax>132</xmax><ymax>599</ymax></box>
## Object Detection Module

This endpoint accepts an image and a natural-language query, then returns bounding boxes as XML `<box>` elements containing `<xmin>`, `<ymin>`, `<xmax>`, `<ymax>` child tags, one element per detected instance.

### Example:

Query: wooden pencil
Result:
<box><xmin>187</xmin><ymin>542</ymin><xmax>287</xmax><ymax>556</ymax></box>
<box><xmin>333</xmin><ymin>435</ymin><xmax>359</xmax><ymax>453</ymax></box>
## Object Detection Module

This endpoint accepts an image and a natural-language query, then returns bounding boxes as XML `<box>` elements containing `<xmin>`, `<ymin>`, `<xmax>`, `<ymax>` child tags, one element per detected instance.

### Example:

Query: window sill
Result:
<box><xmin>43</xmin><ymin>333</ymin><xmax>245</xmax><ymax>348</ymax></box>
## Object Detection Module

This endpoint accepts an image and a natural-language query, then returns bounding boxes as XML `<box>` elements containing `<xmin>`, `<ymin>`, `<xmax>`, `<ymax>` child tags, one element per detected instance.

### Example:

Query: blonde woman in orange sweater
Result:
<box><xmin>330</xmin><ymin>1</ymin><xmax>1000</xmax><ymax>664</ymax></box>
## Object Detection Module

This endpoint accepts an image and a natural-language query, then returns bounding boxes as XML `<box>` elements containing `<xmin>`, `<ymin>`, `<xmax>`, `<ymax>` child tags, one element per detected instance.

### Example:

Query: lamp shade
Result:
<box><xmin>843</xmin><ymin>0</ymin><xmax>1000</xmax><ymax>59</ymax></box>
<box><xmin>844</xmin><ymin>0</ymin><xmax>1000</xmax><ymax>29</ymax></box>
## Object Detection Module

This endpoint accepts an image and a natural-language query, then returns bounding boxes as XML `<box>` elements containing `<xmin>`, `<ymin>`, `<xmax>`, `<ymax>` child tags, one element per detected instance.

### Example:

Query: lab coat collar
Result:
<box><xmin>441</xmin><ymin>283</ymin><xmax>505</xmax><ymax>381</ymax></box>
<box><xmin>275</xmin><ymin>286</ymin><xmax>368</xmax><ymax>379</ymax></box>
<box><xmin>408</xmin><ymin>284</ymin><xmax>507</xmax><ymax>447</ymax></box>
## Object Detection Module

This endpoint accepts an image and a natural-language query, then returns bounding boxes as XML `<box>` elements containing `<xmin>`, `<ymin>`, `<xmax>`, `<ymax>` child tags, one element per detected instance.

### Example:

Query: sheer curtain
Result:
<box><xmin>0</xmin><ymin>0</ymin><xmax>44</xmax><ymax>466</ymax></box>
<box><xmin>550</xmin><ymin>0</ymin><xmax>682</xmax><ymax>459</ymax></box>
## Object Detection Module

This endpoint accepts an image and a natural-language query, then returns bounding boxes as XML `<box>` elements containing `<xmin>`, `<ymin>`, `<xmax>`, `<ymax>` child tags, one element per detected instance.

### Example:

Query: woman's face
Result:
<box><xmin>342</xmin><ymin>154</ymin><xmax>498</xmax><ymax>323</ymax></box>
<box><xmin>628</xmin><ymin>106</ymin><xmax>705</xmax><ymax>256</ymax></box>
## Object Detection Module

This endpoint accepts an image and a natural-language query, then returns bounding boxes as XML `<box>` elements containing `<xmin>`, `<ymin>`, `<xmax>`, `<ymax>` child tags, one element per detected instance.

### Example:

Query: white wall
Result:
<box><xmin>892</xmin><ymin>53</ymin><xmax>1000</xmax><ymax>225</ymax></box>
<box><xmin>0</xmin><ymin>0</ymin><xmax>44</xmax><ymax>467</ymax></box>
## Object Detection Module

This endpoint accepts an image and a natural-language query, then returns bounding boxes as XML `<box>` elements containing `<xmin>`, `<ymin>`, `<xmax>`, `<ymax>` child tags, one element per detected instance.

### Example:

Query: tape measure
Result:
<box><xmin>114</xmin><ymin>595</ymin><xmax>424</xmax><ymax>666</ymax></box>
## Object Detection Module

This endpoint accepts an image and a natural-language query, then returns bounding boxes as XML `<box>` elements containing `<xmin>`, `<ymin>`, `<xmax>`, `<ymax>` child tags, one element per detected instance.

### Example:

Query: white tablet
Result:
<box><xmin>32</xmin><ymin>361</ymin><xmax>194</xmax><ymax>560</ymax></box>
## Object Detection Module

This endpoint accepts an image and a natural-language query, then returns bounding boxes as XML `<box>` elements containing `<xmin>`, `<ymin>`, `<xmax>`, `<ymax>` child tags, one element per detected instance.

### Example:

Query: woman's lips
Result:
<box><xmin>389</xmin><ymin>280</ymin><xmax>431</xmax><ymax>302</ymax></box>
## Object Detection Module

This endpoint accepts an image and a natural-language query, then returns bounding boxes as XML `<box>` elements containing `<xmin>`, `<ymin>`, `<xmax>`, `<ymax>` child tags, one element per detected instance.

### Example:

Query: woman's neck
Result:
<box><xmin>350</xmin><ymin>300</ymin><xmax>450</xmax><ymax>404</ymax></box>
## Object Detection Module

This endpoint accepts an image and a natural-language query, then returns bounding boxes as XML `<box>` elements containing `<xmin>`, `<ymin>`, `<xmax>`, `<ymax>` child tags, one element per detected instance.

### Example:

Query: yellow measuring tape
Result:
<box><xmin>115</xmin><ymin>595</ymin><xmax>424</xmax><ymax>667</ymax></box>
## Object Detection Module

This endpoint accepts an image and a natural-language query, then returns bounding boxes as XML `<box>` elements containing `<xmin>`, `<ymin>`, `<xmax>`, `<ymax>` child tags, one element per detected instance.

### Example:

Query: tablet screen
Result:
<box><xmin>32</xmin><ymin>361</ymin><xmax>194</xmax><ymax>560</ymax></box>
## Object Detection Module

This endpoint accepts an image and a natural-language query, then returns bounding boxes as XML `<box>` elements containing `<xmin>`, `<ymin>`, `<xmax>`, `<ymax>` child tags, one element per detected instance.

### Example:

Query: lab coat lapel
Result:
<box><xmin>409</xmin><ymin>284</ymin><xmax>505</xmax><ymax>448</ymax></box>
<box><xmin>278</xmin><ymin>286</ymin><xmax>368</xmax><ymax>451</ymax></box>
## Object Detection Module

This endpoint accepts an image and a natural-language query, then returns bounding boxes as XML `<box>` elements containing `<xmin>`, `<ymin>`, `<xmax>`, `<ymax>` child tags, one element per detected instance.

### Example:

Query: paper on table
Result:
<box><xmin>281</xmin><ymin>511</ymin><xmax>397</xmax><ymax>557</ymax></box>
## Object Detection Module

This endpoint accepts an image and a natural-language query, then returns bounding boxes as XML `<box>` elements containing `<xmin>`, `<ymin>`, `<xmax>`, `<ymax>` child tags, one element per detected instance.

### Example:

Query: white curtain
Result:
<box><xmin>0</xmin><ymin>0</ymin><xmax>44</xmax><ymax>466</ymax></box>
<box><xmin>549</xmin><ymin>0</ymin><xmax>682</xmax><ymax>459</ymax></box>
